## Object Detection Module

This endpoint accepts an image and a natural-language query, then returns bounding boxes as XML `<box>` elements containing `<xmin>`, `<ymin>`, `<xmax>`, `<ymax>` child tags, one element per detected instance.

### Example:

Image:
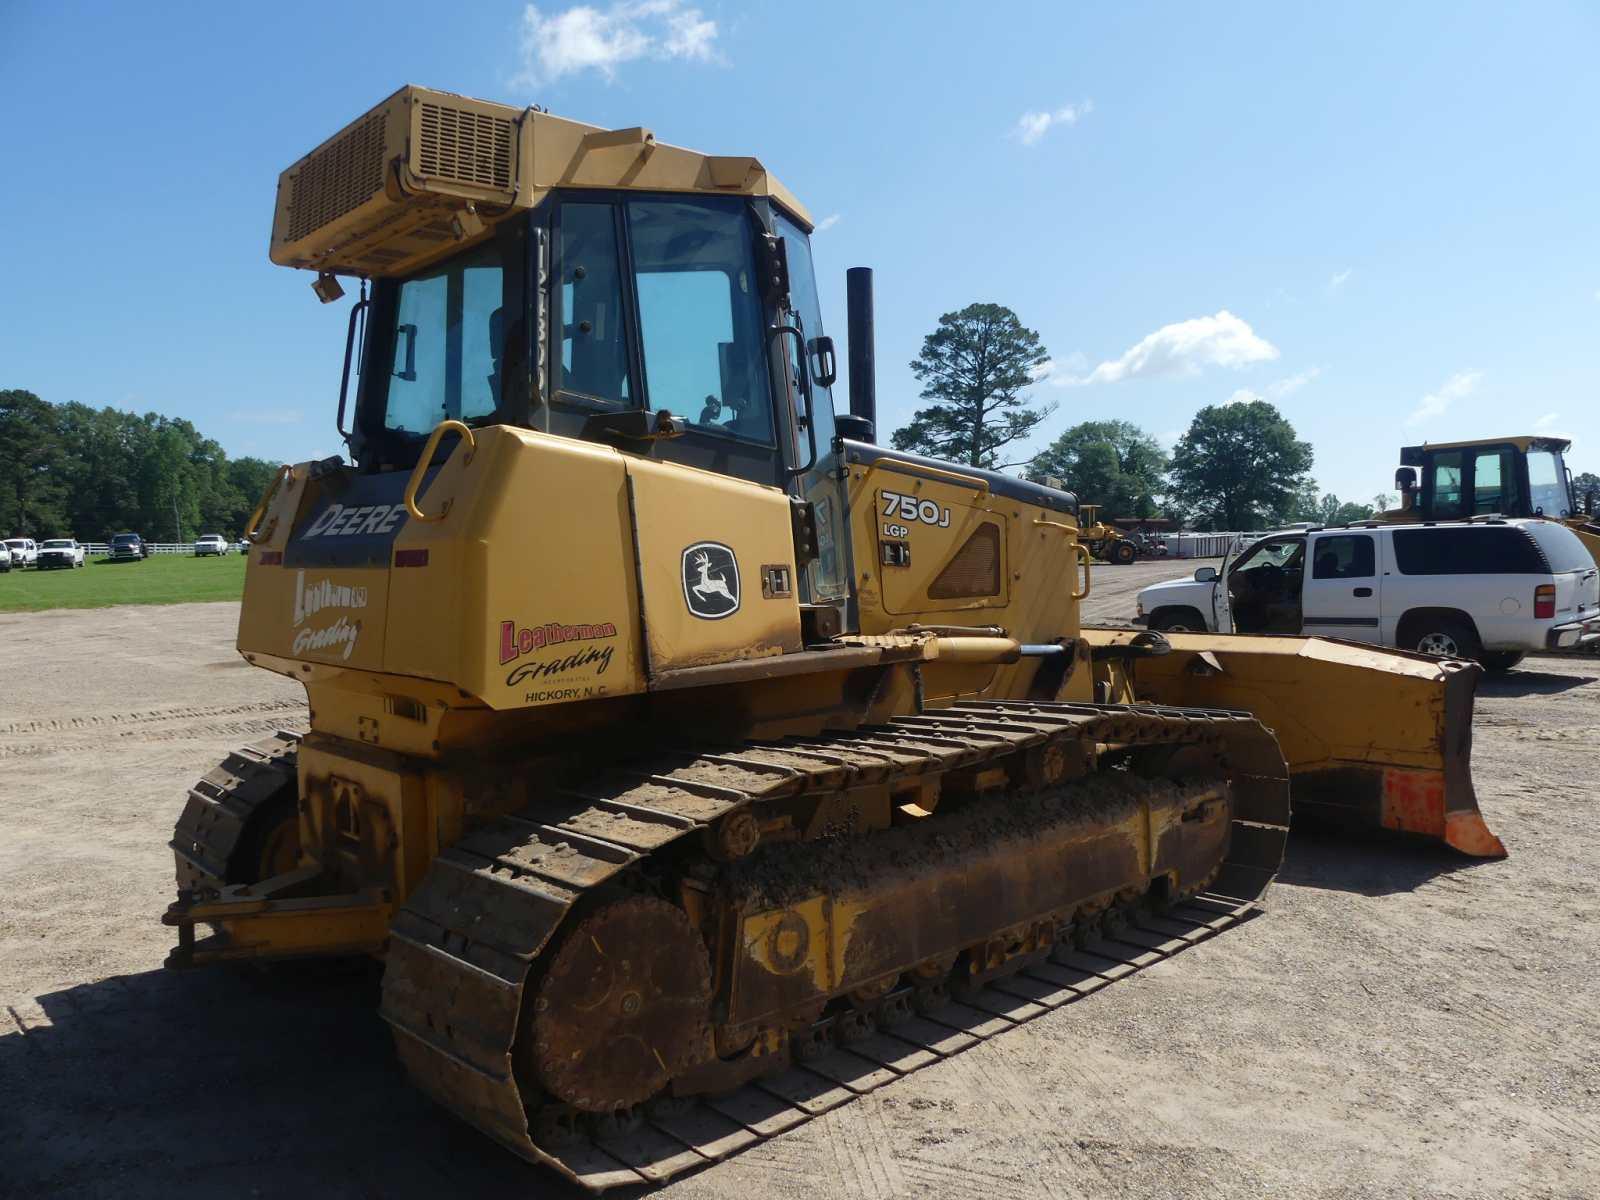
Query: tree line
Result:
<box><xmin>0</xmin><ymin>389</ymin><xmax>281</xmax><ymax>542</ymax></box>
<box><xmin>891</xmin><ymin>302</ymin><xmax>1592</xmax><ymax>530</ymax></box>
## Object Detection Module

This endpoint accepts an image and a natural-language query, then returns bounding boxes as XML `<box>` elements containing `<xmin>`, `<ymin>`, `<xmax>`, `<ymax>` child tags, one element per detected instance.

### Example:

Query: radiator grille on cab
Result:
<box><xmin>285</xmin><ymin>113</ymin><xmax>387</xmax><ymax>243</ymax></box>
<box><xmin>416</xmin><ymin>102</ymin><xmax>515</xmax><ymax>189</ymax></box>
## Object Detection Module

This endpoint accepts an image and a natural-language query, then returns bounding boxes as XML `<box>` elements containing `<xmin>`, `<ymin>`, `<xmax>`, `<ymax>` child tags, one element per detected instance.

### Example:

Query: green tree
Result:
<box><xmin>891</xmin><ymin>303</ymin><xmax>1054</xmax><ymax>467</ymax></box>
<box><xmin>1573</xmin><ymin>471</ymin><xmax>1600</xmax><ymax>514</ymax></box>
<box><xmin>1168</xmin><ymin>400</ymin><xmax>1314</xmax><ymax>530</ymax></box>
<box><xmin>1027</xmin><ymin>420</ymin><xmax>1168</xmax><ymax>517</ymax></box>
<box><xmin>0</xmin><ymin>389</ymin><xmax>69</xmax><ymax>536</ymax></box>
<box><xmin>1287</xmin><ymin>489</ymin><xmax>1378</xmax><ymax>525</ymax></box>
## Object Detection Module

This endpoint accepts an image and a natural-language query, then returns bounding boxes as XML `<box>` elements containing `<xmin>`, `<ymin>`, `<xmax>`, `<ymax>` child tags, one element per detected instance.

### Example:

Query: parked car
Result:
<box><xmin>37</xmin><ymin>539</ymin><xmax>86</xmax><ymax>569</ymax></box>
<box><xmin>108</xmin><ymin>533</ymin><xmax>149</xmax><ymax>561</ymax></box>
<box><xmin>194</xmin><ymin>534</ymin><xmax>230</xmax><ymax>557</ymax></box>
<box><xmin>0</xmin><ymin>542</ymin><xmax>10</xmax><ymax>572</ymax></box>
<box><xmin>4</xmin><ymin>538</ymin><xmax>38</xmax><ymax>568</ymax></box>
<box><xmin>1134</xmin><ymin>518</ymin><xmax>1600</xmax><ymax>670</ymax></box>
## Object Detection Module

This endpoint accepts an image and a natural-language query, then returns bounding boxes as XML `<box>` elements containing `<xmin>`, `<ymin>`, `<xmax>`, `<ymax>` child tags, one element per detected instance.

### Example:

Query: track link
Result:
<box><xmin>379</xmin><ymin>702</ymin><xmax>1290</xmax><ymax>1190</ymax></box>
<box><xmin>169</xmin><ymin>730</ymin><xmax>300</xmax><ymax>893</ymax></box>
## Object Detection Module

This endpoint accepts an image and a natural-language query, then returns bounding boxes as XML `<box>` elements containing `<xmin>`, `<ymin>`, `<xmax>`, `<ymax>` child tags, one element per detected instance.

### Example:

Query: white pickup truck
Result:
<box><xmin>1134</xmin><ymin>518</ymin><xmax>1600</xmax><ymax>670</ymax></box>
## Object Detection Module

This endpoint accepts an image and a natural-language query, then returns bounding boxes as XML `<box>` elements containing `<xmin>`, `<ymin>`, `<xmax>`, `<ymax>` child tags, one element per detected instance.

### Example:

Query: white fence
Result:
<box><xmin>79</xmin><ymin>542</ymin><xmax>239</xmax><ymax>556</ymax></box>
<box><xmin>1159</xmin><ymin>532</ymin><xmax>1249</xmax><ymax>559</ymax></box>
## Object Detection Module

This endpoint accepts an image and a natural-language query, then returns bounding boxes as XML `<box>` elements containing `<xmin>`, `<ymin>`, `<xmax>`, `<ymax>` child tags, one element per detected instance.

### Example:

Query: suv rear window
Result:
<box><xmin>1392</xmin><ymin>527</ymin><xmax>1546</xmax><ymax>575</ymax></box>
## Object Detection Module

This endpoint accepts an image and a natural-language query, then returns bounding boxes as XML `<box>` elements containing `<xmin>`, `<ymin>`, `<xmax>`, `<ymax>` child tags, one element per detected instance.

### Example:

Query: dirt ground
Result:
<box><xmin>4</xmin><ymin>582</ymin><xmax>1598</xmax><ymax>1200</ymax></box>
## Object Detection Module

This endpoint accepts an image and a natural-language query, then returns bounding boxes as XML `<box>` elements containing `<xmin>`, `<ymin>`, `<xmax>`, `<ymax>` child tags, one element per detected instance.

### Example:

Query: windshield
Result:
<box><xmin>5</xmin><ymin>540</ymin><xmax>25</xmax><ymax>549</ymax></box>
<box><xmin>113</xmin><ymin>535</ymin><xmax>137</xmax><ymax>544</ymax></box>
<box><xmin>43</xmin><ymin>540</ymin><xmax>71</xmax><ymax>548</ymax></box>
<box><xmin>1528</xmin><ymin>448</ymin><xmax>1571</xmax><ymax>518</ymax></box>
<box><xmin>380</xmin><ymin>238</ymin><xmax>507</xmax><ymax>437</ymax></box>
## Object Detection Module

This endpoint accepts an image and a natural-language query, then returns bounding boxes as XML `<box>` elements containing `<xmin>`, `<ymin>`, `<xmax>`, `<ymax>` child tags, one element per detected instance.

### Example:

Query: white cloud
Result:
<box><xmin>1405</xmin><ymin>369</ymin><xmax>1482</xmax><ymax>427</ymax></box>
<box><xmin>515</xmin><ymin>0</ymin><xmax>717</xmax><ymax>85</ymax></box>
<box><xmin>1268</xmin><ymin>365</ymin><xmax>1322</xmax><ymax>397</ymax></box>
<box><xmin>1054</xmin><ymin>311</ymin><xmax>1279</xmax><ymax>387</ymax></box>
<box><xmin>814</xmin><ymin>213</ymin><xmax>841</xmax><ymax>232</ymax></box>
<box><xmin>1328</xmin><ymin>268</ymin><xmax>1353</xmax><ymax>292</ymax></box>
<box><xmin>1013</xmin><ymin>100</ymin><xmax>1094</xmax><ymax>146</ymax></box>
<box><xmin>1534</xmin><ymin>411</ymin><xmax>1561</xmax><ymax>431</ymax></box>
<box><xmin>1224</xmin><ymin>389</ymin><xmax>1260</xmax><ymax>406</ymax></box>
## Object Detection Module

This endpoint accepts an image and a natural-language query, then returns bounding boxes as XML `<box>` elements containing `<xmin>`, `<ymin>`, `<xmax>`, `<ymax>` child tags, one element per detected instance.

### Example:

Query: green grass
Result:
<box><xmin>0</xmin><ymin>553</ymin><xmax>247</xmax><ymax>613</ymax></box>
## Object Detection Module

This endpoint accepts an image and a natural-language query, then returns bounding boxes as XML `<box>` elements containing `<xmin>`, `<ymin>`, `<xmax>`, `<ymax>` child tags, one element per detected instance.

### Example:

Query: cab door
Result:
<box><xmin>1300</xmin><ymin>532</ymin><xmax>1381</xmax><ymax>643</ymax></box>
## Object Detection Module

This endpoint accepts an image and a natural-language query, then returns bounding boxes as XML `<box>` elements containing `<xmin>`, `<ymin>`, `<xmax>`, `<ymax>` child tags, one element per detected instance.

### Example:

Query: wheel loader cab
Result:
<box><xmin>350</xmin><ymin>191</ymin><xmax>853</xmax><ymax>610</ymax></box>
<box><xmin>1398</xmin><ymin>437</ymin><xmax>1576</xmax><ymax>521</ymax></box>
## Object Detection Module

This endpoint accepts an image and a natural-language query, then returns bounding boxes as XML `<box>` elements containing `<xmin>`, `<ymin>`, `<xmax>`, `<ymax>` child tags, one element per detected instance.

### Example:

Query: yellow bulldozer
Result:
<box><xmin>166</xmin><ymin>87</ymin><xmax>1502</xmax><ymax>1190</ymax></box>
<box><xmin>1382</xmin><ymin>435</ymin><xmax>1600</xmax><ymax>567</ymax></box>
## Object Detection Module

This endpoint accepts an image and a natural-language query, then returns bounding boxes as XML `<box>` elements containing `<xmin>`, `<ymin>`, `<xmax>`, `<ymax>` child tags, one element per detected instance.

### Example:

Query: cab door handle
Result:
<box><xmin>1353</xmin><ymin>587</ymin><xmax>1373</xmax><ymax>597</ymax></box>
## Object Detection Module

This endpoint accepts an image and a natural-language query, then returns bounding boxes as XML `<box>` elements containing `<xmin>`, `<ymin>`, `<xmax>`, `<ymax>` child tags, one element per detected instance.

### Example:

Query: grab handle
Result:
<box><xmin>403</xmin><ymin>420</ymin><xmax>476</xmax><ymax>523</ymax></box>
<box><xmin>244</xmin><ymin>465</ymin><xmax>293</xmax><ymax>544</ymax></box>
<box><xmin>1034</xmin><ymin>518</ymin><xmax>1092</xmax><ymax>600</ymax></box>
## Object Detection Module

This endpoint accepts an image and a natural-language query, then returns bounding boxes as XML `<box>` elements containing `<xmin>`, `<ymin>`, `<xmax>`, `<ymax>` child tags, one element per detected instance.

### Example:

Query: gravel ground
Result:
<box><xmin>3</xmin><ymin>594</ymin><xmax>1597</xmax><ymax>1200</ymax></box>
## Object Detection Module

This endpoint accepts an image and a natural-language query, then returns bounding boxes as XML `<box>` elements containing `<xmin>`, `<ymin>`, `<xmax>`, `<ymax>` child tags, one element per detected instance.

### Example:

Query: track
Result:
<box><xmin>168</xmin><ymin>730</ymin><xmax>299</xmax><ymax>892</ymax></box>
<box><xmin>379</xmin><ymin>701</ymin><xmax>1290</xmax><ymax>1191</ymax></box>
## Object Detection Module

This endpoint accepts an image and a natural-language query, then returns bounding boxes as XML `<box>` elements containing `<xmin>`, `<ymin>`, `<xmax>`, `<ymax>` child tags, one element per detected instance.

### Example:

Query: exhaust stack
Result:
<box><xmin>845</xmin><ymin>267</ymin><xmax>876</xmax><ymax>442</ymax></box>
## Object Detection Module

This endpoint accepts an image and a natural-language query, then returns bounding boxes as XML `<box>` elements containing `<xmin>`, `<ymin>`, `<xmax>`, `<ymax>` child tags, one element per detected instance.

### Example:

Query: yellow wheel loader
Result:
<box><xmin>1382</xmin><ymin>436</ymin><xmax>1600</xmax><ymax>569</ymax></box>
<box><xmin>166</xmin><ymin>87</ymin><xmax>1500</xmax><ymax>1190</ymax></box>
<box><xmin>1075</xmin><ymin>503</ymin><xmax>1142</xmax><ymax>564</ymax></box>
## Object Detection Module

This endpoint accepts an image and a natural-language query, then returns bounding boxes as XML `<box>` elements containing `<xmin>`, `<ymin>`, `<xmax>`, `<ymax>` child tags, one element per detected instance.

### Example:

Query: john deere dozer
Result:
<box><xmin>166</xmin><ymin>87</ymin><xmax>1501</xmax><ymax>1189</ymax></box>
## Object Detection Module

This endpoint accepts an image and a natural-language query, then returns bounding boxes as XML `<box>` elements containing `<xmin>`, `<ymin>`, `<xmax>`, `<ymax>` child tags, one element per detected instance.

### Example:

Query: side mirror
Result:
<box><xmin>1194</xmin><ymin>566</ymin><xmax>1218</xmax><ymax>582</ymax></box>
<box><xmin>1394</xmin><ymin>466</ymin><xmax>1417</xmax><ymax>492</ymax></box>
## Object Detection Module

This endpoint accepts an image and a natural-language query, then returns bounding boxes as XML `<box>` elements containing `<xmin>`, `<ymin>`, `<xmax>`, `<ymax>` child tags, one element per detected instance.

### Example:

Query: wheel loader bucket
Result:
<box><xmin>1086</xmin><ymin>630</ymin><xmax>1506</xmax><ymax>858</ymax></box>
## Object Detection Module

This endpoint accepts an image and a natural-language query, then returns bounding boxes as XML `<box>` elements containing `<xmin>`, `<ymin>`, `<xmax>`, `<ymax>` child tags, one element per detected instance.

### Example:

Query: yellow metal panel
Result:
<box><xmin>385</xmin><ymin>426</ymin><xmax>647</xmax><ymax>709</ymax></box>
<box><xmin>625</xmin><ymin>458</ymin><xmax>803</xmax><ymax>673</ymax></box>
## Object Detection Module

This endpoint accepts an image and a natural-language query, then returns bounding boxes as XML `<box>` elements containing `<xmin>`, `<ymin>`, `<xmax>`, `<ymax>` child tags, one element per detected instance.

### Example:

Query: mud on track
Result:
<box><xmin>3</xmin><ymin>599</ymin><xmax>1598</xmax><ymax>1199</ymax></box>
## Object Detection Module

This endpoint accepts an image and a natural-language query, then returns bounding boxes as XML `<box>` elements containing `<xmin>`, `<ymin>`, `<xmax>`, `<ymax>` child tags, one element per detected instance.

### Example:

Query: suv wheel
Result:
<box><xmin>1477</xmin><ymin>650</ymin><xmax>1525</xmax><ymax>673</ymax></box>
<box><xmin>1409</xmin><ymin>616</ymin><xmax>1480</xmax><ymax>660</ymax></box>
<box><xmin>1150</xmin><ymin>607</ymin><xmax>1207</xmax><ymax>633</ymax></box>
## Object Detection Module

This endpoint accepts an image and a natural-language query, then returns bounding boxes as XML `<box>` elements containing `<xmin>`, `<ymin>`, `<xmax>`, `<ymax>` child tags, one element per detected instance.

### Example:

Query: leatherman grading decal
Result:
<box><xmin>879</xmin><ymin>490</ymin><xmax>951</xmax><ymax>538</ymax></box>
<box><xmin>682</xmin><ymin>542</ymin><xmax>741</xmax><ymax>620</ymax></box>
<box><xmin>499</xmin><ymin>619</ymin><xmax>617</xmax><ymax>665</ymax></box>
<box><xmin>293</xmin><ymin>571</ymin><xmax>368</xmax><ymax>627</ymax></box>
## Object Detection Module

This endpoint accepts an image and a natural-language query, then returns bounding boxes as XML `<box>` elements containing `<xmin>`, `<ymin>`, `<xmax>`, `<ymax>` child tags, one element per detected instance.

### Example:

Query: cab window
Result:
<box><xmin>1528</xmin><ymin>449</ymin><xmax>1571</xmax><ymax>517</ymax></box>
<box><xmin>1430</xmin><ymin>450</ymin><xmax>1465</xmax><ymax>518</ymax></box>
<box><xmin>627</xmin><ymin>197</ymin><xmax>771</xmax><ymax>443</ymax></box>
<box><xmin>1311</xmin><ymin>534</ymin><xmax>1375</xmax><ymax>579</ymax></box>
<box><xmin>1471</xmin><ymin>449</ymin><xmax>1518</xmax><ymax>515</ymax></box>
<box><xmin>557</xmin><ymin>203</ymin><xmax>632</xmax><ymax>406</ymax></box>
<box><xmin>385</xmin><ymin>240</ymin><xmax>505</xmax><ymax>434</ymax></box>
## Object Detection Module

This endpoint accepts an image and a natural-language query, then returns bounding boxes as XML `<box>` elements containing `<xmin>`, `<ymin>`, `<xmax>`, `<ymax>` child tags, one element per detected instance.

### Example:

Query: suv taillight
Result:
<box><xmin>1534</xmin><ymin>584</ymin><xmax>1555</xmax><ymax>619</ymax></box>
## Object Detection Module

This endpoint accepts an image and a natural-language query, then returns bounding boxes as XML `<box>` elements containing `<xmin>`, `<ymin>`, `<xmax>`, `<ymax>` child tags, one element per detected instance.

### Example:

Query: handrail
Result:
<box><xmin>890</xmin><ymin>461</ymin><xmax>991</xmax><ymax>498</ymax></box>
<box><xmin>403</xmin><ymin>420</ymin><xmax>476</xmax><ymax>523</ymax></box>
<box><xmin>1033</xmin><ymin>518</ymin><xmax>1092</xmax><ymax>599</ymax></box>
<box><xmin>243</xmin><ymin>465</ymin><xmax>293</xmax><ymax>544</ymax></box>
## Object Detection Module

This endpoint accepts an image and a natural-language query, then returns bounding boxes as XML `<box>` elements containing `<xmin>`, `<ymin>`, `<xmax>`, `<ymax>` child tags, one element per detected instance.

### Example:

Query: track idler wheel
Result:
<box><xmin>528</xmin><ymin>895</ymin><xmax>714</xmax><ymax>1112</ymax></box>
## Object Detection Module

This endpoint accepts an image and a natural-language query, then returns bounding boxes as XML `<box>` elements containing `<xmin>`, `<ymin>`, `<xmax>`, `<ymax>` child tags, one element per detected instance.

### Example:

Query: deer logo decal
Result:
<box><xmin>681</xmin><ymin>542</ymin><xmax>741</xmax><ymax>620</ymax></box>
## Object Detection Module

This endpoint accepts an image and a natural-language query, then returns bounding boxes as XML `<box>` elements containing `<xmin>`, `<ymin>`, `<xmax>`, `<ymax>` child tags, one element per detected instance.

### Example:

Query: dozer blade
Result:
<box><xmin>1086</xmin><ymin>629</ymin><xmax>1506</xmax><ymax>858</ymax></box>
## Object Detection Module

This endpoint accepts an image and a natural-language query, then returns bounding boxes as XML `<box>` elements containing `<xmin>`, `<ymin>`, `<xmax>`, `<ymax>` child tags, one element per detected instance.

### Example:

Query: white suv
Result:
<box><xmin>1134</xmin><ymin>518</ymin><xmax>1600</xmax><ymax>670</ymax></box>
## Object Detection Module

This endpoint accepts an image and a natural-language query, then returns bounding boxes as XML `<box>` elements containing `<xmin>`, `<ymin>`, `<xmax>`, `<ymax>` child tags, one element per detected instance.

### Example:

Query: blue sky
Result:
<box><xmin>3</xmin><ymin>2</ymin><xmax>1597</xmax><ymax>503</ymax></box>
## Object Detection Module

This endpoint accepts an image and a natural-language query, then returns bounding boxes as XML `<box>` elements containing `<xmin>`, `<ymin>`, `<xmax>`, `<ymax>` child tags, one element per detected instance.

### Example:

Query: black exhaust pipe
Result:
<box><xmin>844</xmin><ymin>266</ymin><xmax>876</xmax><ymax>443</ymax></box>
